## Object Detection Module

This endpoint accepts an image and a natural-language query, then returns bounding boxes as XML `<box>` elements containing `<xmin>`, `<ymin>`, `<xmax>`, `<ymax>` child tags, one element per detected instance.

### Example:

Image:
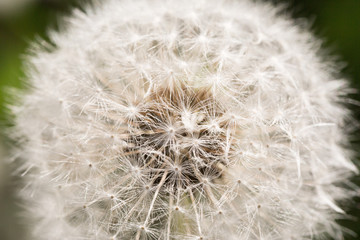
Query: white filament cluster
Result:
<box><xmin>13</xmin><ymin>0</ymin><xmax>357</xmax><ymax>239</ymax></box>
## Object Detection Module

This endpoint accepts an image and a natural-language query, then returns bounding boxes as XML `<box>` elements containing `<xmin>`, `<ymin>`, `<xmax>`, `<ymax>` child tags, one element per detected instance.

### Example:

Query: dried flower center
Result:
<box><xmin>125</xmin><ymin>85</ymin><xmax>232</xmax><ymax>189</ymax></box>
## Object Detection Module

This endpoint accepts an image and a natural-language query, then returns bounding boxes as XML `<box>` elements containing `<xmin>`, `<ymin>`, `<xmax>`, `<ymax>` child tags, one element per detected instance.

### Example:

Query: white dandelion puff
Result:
<box><xmin>11</xmin><ymin>0</ymin><xmax>358</xmax><ymax>239</ymax></box>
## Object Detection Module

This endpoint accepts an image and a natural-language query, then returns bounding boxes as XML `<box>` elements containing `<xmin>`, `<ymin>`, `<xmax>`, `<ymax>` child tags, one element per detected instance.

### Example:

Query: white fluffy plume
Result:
<box><xmin>12</xmin><ymin>0</ymin><xmax>357</xmax><ymax>239</ymax></box>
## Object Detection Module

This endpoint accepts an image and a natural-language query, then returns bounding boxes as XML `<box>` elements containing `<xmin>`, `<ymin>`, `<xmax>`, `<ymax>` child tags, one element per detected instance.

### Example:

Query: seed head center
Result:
<box><xmin>125</xmin><ymin>86</ymin><xmax>232</xmax><ymax>189</ymax></box>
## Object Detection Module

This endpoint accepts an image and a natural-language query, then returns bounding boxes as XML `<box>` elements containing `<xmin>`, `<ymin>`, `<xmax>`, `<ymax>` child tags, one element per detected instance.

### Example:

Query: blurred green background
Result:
<box><xmin>0</xmin><ymin>0</ymin><xmax>359</xmax><ymax>239</ymax></box>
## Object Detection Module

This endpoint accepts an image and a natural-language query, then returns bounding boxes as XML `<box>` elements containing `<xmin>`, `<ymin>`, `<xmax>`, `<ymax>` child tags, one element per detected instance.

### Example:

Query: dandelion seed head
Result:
<box><xmin>12</xmin><ymin>0</ymin><xmax>358</xmax><ymax>239</ymax></box>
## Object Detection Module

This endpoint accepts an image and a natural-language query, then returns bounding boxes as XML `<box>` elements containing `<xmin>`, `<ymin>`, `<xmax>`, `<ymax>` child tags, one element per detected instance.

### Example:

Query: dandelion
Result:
<box><xmin>11</xmin><ymin>0</ymin><xmax>357</xmax><ymax>239</ymax></box>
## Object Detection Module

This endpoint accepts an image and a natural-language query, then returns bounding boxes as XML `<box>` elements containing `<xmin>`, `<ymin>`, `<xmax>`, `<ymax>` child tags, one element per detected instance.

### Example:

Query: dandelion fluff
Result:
<box><xmin>12</xmin><ymin>0</ymin><xmax>357</xmax><ymax>239</ymax></box>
